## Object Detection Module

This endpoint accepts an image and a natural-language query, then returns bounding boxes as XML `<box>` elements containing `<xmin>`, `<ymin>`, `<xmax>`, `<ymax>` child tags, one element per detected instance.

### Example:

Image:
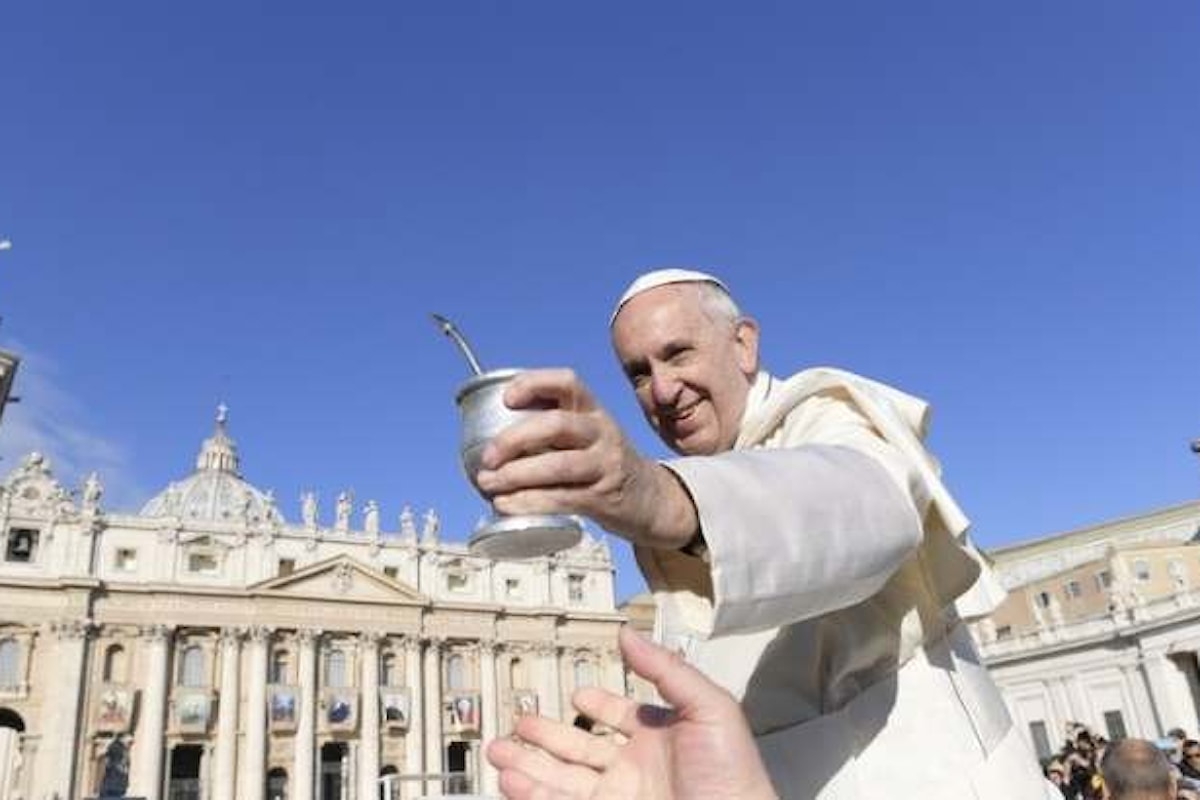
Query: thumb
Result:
<box><xmin>618</xmin><ymin>626</ymin><xmax>731</xmax><ymax>720</ymax></box>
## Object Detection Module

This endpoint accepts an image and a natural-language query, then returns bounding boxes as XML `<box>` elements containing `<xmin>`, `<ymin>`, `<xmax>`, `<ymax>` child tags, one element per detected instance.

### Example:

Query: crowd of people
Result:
<box><xmin>1043</xmin><ymin>723</ymin><xmax>1200</xmax><ymax>800</ymax></box>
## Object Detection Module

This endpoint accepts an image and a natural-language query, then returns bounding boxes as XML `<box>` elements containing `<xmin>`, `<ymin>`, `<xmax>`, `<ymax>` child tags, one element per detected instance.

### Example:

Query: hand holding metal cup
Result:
<box><xmin>433</xmin><ymin>315</ymin><xmax>583</xmax><ymax>559</ymax></box>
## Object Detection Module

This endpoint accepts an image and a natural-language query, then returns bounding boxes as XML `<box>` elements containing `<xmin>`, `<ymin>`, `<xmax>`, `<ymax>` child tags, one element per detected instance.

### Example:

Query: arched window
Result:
<box><xmin>266</xmin><ymin>766</ymin><xmax>288</xmax><ymax>800</ymax></box>
<box><xmin>0</xmin><ymin>640</ymin><xmax>19</xmax><ymax>689</ymax></box>
<box><xmin>103</xmin><ymin>644</ymin><xmax>127</xmax><ymax>683</ymax></box>
<box><xmin>380</xmin><ymin>652</ymin><xmax>398</xmax><ymax>686</ymax></box>
<box><xmin>380</xmin><ymin>765</ymin><xmax>399</xmax><ymax>800</ymax></box>
<box><xmin>325</xmin><ymin>649</ymin><xmax>347</xmax><ymax>688</ymax></box>
<box><xmin>509</xmin><ymin>657</ymin><xmax>527</xmax><ymax>689</ymax></box>
<box><xmin>270</xmin><ymin>650</ymin><xmax>291</xmax><ymax>684</ymax></box>
<box><xmin>0</xmin><ymin>708</ymin><xmax>25</xmax><ymax>732</ymax></box>
<box><xmin>447</xmin><ymin>653</ymin><xmax>466</xmax><ymax>691</ymax></box>
<box><xmin>178</xmin><ymin>645</ymin><xmax>205</xmax><ymax>687</ymax></box>
<box><xmin>573</xmin><ymin>658</ymin><xmax>596</xmax><ymax>689</ymax></box>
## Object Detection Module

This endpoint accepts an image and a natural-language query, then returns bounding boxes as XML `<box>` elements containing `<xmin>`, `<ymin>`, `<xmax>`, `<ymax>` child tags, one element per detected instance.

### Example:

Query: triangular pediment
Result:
<box><xmin>250</xmin><ymin>555</ymin><xmax>427</xmax><ymax>604</ymax></box>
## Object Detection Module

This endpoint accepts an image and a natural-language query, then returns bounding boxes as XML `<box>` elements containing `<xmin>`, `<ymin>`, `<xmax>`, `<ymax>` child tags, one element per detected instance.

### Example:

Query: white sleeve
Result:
<box><xmin>663</xmin><ymin>404</ymin><xmax>926</xmax><ymax>636</ymax></box>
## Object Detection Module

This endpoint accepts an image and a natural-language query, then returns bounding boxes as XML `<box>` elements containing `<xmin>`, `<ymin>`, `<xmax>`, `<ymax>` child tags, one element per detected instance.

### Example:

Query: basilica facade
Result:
<box><xmin>0</xmin><ymin>410</ymin><xmax>626</xmax><ymax>800</ymax></box>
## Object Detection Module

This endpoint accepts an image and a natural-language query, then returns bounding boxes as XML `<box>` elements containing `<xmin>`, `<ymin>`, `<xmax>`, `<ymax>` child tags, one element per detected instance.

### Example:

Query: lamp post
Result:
<box><xmin>0</xmin><ymin>349</ymin><xmax>17</xmax><ymax>427</ymax></box>
<box><xmin>0</xmin><ymin>237</ymin><xmax>19</xmax><ymax>427</ymax></box>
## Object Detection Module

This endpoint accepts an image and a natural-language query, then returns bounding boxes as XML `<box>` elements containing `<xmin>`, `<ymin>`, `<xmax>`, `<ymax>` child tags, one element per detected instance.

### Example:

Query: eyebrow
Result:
<box><xmin>621</xmin><ymin>337</ymin><xmax>694</xmax><ymax>376</ymax></box>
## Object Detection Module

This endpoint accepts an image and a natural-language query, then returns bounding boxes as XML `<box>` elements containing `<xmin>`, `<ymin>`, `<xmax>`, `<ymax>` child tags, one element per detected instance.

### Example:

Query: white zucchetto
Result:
<box><xmin>610</xmin><ymin>268</ymin><xmax>730</xmax><ymax>326</ymax></box>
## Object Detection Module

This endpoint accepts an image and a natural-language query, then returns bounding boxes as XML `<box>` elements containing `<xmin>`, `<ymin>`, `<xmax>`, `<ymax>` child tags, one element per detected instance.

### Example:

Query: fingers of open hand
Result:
<box><xmin>572</xmin><ymin>687</ymin><xmax>658</xmax><ymax>738</ymax></box>
<box><xmin>497</xmin><ymin>768</ymin><xmax>573</xmax><ymax>800</ymax></box>
<box><xmin>488</xmin><ymin>737</ymin><xmax>600</xmax><ymax>800</ymax></box>
<box><xmin>618</xmin><ymin>627</ymin><xmax>731</xmax><ymax>723</ymax></box>
<box><xmin>514</xmin><ymin>714</ymin><xmax>621</xmax><ymax>771</ymax></box>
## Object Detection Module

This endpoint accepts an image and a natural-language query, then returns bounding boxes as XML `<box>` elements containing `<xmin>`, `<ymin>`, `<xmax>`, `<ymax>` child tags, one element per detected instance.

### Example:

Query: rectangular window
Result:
<box><xmin>1103</xmin><ymin>710</ymin><xmax>1128</xmax><ymax>740</ymax></box>
<box><xmin>447</xmin><ymin>572</ymin><xmax>469</xmax><ymax>592</ymax></box>
<box><xmin>187</xmin><ymin>552</ymin><xmax>219</xmax><ymax>575</ymax></box>
<box><xmin>1035</xmin><ymin>590</ymin><xmax>1052</xmax><ymax>609</ymax></box>
<box><xmin>4</xmin><ymin>528</ymin><xmax>39</xmax><ymax>563</ymax></box>
<box><xmin>505</xmin><ymin>578</ymin><xmax>522</xmax><ymax>598</ymax></box>
<box><xmin>114</xmin><ymin>548</ymin><xmax>138</xmax><ymax>571</ymax></box>
<box><xmin>1133</xmin><ymin>559</ymin><xmax>1151</xmax><ymax>583</ymax></box>
<box><xmin>0</xmin><ymin>640</ymin><xmax>20</xmax><ymax>689</ymax></box>
<box><xmin>383</xmin><ymin>566</ymin><xmax>398</xmax><ymax>579</ymax></box>
<box><xmin>1064</xmin><ymin>580</ymin><xmax>1082</xmax><ymax>599</ymax></box>
<box><xmin>277</xmin><ymin>558</ymin><xmax>296</xmax><ymax>576</ymax></box>
<box><xmin>1095</xmin><ymin>570</ymin><xmax>1113</xmax><ymax>591</ymax></box>
<box><xmin>995</xmin><ymin>625</ymin><xmax>1012</xmax><ymax>640</ymax></box>
<box><xmin>1028</xmin><ymin>720</ymin><xmax>1052</xmax><ymax>761</ymax></box>
<box><xmin>568</xmin><ymin>574</ymin><xmax>585</xmax><ymax>603</ymax></box>
<box><xmin>325</xmin><ymin>650</ymin><xmax>348</xmax><ymax>688</ymax></box>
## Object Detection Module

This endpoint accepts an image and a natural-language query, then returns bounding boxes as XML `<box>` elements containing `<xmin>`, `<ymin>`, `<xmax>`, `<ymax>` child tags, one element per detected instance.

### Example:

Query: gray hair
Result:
<box><xmin>1100</xmin><ymin>739</ymin><xmax>1174</xmax><ymax>800</ymax></box>
<box><xmin>693</xmin><ymin>281</ymin><xmax>743</xmax><ymax>329</ymax></box>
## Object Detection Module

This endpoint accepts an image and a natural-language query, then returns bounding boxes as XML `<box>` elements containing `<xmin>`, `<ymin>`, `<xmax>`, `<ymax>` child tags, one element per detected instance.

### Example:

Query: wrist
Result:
<box><xmin>646</xmin><ymin>463</ymin><xmax>700</xmax><ymax>550</ymax></box>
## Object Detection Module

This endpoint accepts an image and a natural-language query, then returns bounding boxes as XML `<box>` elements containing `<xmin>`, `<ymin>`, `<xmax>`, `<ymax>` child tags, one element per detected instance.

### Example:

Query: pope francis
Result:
<box><xmin>475</xmin><ymin>269</ymin><xmax>1057</xmax><ymax>799</ymax></box>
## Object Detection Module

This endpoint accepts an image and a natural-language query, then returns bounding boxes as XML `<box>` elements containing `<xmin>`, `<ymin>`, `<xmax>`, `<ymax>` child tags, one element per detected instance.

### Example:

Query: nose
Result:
<box><xmin>649</xmin><ymin>366</ymin><xmax>682</xmax><ymax>408</ymax></box>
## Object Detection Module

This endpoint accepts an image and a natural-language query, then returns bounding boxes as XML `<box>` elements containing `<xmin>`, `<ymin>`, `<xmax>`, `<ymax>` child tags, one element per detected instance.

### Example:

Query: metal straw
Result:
<box><xmin>430</xmin><ymin>313</ymin><xmax>485</xmax><ymax>376</ymax></box>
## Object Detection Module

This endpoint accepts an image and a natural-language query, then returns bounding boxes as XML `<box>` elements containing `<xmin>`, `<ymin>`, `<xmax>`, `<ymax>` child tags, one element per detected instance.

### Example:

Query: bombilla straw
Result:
<box><xmin>430</xmin><ymin>313</ymin><xmax>485</xmax><ymax>376</ymax></box>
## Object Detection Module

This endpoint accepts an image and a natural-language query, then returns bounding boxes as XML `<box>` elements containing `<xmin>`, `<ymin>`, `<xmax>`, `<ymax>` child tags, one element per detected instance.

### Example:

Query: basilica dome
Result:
<box><xmin>140</xmin><ymin>405</ymin><xmax>284</xmax><ymax>525</ymax></box>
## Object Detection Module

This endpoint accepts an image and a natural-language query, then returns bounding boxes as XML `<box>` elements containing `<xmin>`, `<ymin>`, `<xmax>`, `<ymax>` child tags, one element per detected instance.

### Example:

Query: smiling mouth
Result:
<box><xmin>664</xmin><ymin>401</ymin><xmax>700</xmax><ymax>425</ymax></box>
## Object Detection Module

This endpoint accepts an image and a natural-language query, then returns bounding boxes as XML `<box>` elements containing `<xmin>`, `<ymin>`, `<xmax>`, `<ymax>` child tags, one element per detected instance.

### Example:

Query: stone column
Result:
<box><xmin>129</xmin><ymin>623</ymin><xmax>171</xmax><ymax>800</ymax></box>
<box><xmin>242</xmin><ymin>626</ymin><xmax>270</xmax><ymax>800</ymax></box>
<box><xmin>35</xmin><ymin>620</ymin><xmax>92</xmax><ymax>800</ymax></box>
<box><xmin>199</xmin><ymin>742</ymin><xmax>212</xmax><ymax>800</ymax></box>
<box><xmin>1046</xmin><ymin>677</ymin><xmax>1072</xmax><ymax>741</ymax></box>
<box><xmin>538</xmin><ymin>644</ymin><xmax>562</xmax><ymax>721</ymax></box>
<box><xmin>1120</xmin><ymin>662</ymin><xmax>1158</xmax><ymax>738</ymax></box>
<box><xmin>478</xmin><ymin>640</ymin><xmax>499</xmax><ymax>795</ymax></box>
<box><xmin>404</xmin><ymin>637</ymin><xmax>424</xmax><ymax>790</ymax></box>
<box><xmin>294</xmin><ymin>628</ymin><xmax>319</xmax><ymax>800</ymax></box>
<box><xmin>1144</xmin><ymin>651</ymin><xmax>1196</xmax><ymax>736</ymax></box>
<box><xmin>423</xmin><ymin>636</ymin><xmax>445</xmax><ymax>797</ymax></box>
<box><xmin>347</xmin><ymin>740</ymin><xmax>359</xmax><ymax>798</ymax></box>
<box><xmin>603</xmin><ymin>646</ymin><xmax>625</xmax><ymax>695</ymax></box>
<box><xmin>359</xmin><ymin>632</ymin><xmax>382</xmax><ymax>800</ymax></box>
<box><xmin>214</xmin><ymin>627</ymin><xmax>244</xmax><ymax>800</ymax></box>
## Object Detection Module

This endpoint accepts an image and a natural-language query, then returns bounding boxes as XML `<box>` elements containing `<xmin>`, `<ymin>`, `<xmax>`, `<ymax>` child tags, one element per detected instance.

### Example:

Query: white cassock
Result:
<box><xmin>636</xmin><ymin>368</ymin><xmax>1058</xmax><ymax>800</ymax></box>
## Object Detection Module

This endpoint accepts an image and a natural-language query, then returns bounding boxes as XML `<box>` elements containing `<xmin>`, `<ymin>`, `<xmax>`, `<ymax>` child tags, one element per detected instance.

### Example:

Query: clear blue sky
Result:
<box><xmin>2</xmin><ymin>2</ymin><xmax>1198</xmax><ymax>601</ymax></box>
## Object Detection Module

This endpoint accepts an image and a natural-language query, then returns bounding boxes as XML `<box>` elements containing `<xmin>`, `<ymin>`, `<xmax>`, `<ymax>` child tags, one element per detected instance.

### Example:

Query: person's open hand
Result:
<box><xmin>486</xmin><ymin>627</ymin><xmax>777</xmax><ymax>800</ymax></box>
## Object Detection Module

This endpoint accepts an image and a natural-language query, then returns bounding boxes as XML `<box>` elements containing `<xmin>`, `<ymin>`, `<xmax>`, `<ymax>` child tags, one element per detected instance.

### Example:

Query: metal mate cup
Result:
<box><xmin>455</xmin><ymin>368</ymin><xmax>583</xmax><ymax>559</ymax></box>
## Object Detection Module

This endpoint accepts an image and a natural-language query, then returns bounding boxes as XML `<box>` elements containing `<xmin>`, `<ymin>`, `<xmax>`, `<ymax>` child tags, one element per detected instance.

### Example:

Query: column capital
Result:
<box><xmin>533</xmin><ymin>642</ymin><xmax>560</xmax><ymax>658</ymax></box>
<box><xmin>476</xmin><ymin>638</ymin><xmax>498</xmax><ymax>655</ymax></box>
<box><xmin>137</xmin><ymin>623</ymin><xmax>173</xmax><ymax>642</ymax></box>
<box><xmin>401</xmin><ymin>635</ymin><xmax>422</xmax><ymax>654</ymax></box>
<box><xmin>423</xmin><ymin>634</ymin><xmax>447</xmax><ymax>651</ymax></box>
<box><xmin>51</xmin><ymin>618</ymin><xmax>96</xmax><ymax>640</ymax></box>
<box><xmin>359</xmin><ymin>630</ymin><xmax>385</xmax><ymax>649</ymax></box>
<box><xmin>219</xmin><ymin>626</ymin><xmax>247</xmax><ymax>646</ymax></box>
<box><xmin>247</xmin><ymin>625</ymin><xmax>273</xmax><ymax>644</ymax></box>
<box><xmin>296</xmin><ymin>627</ymin><xmax>323</xmax><ymax>646</ymax></box>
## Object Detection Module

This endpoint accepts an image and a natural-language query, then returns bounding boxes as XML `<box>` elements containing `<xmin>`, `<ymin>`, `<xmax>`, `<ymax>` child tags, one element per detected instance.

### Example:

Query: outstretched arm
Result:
<box><xmin>486</xmin><ymin>627</ymin><xmax>778</xmax><ymax>800</ymax></box>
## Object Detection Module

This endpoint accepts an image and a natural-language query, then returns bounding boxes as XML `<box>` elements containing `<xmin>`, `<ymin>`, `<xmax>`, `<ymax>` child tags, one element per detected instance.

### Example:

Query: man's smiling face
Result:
<box><xmin>611</xmin><ymin>283</ymin><xmax>758</xmax><ymax>456</ymax></box>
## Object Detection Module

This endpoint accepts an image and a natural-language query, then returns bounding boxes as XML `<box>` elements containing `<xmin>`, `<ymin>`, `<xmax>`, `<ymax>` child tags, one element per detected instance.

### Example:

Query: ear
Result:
<box><xmin>732</xmin><ymin>317</ymin><xmax>760</xmax><ymax>377</ymax></box>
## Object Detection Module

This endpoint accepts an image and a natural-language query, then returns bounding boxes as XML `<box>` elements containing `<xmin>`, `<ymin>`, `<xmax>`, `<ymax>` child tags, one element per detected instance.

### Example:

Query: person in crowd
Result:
<box><xmin>477</xmin><ymin>268</ymin><xmax>1055</xmax><ymax>798</ymax></box>
<box><xmin>1099</xmin><ymin>738</ymin><xmax>1175</xmax><ymax>800</ymax></box>
<box><xmin>1178</xmin><ymin>740</ymin><xmax>1200</xmax><ymax>783</ymax></box>
<box><xmin>1047</xmin><ymin>759</ymin><xmax>1070</xmax><ymax>798</ymax></box>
